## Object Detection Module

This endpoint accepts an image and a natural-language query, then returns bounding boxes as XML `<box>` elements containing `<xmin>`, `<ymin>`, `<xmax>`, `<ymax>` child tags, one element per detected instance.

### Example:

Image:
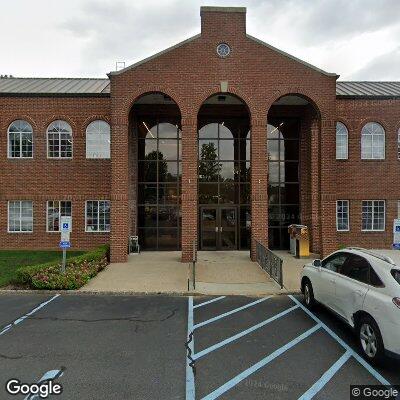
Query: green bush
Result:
<box><xmin>15</xmin><ymin>245</ymin><xmax>109</xmax><ymax>290</ymax></box>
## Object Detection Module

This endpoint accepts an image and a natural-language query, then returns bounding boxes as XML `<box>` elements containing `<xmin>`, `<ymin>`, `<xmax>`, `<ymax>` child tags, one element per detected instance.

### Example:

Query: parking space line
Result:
<box><xmin>24</xmin><ymin>369</ymin><xmax>64</xmax><ymax>400</ymax></box>
<box><xmin>297</xmin><ymin>350</ymin><xmax>351</xmax><ymax>400</ymax></box>
<box><xmin>193</xmin><ymin>305</ymin><xmax>299</xmax><ymax>361</ymax></box>
<box><xmin>186</xmin><ymin>296</ymin><xmax>195</xmax><ymax>400</ymax></box>
<box><xmin>193</xmin><ymin>297</ymin><xmax>272</xmax><ymax>330</ymax></box>
<box><xmin>201</xmin><ymin>324</ymin><xmax>321</xmax><ymax>400</ymax></box>
<box><xmin>0</xmin><ymin>294</ymin><xmax>60</xmax><ymax>336</ymax></box>
<box><xmin>288</xmin><ymin>295</ymin><xmax>391</xmax><ymax>386</ymax></box>
<box><xmin>194</xmin><ymin>296</ymin><xmax>226</xmax><ymax>309</ymax></box>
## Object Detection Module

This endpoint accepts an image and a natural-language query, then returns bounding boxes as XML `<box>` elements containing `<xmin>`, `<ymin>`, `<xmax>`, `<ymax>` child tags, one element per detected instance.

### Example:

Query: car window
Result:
<box><xmin>321</xmin><ymin>253</ymin><xmax>348</xmax><ymax>273</ymax></box>
<box><xmin>391</xmin><ymin>269</ymin><xmax>400</xmax><ymax>285</ymax></box>
<box><xmin>340</xmin><ymin>254</ymin><xmax>370</xmax><ymax>284</ymax></box>
<box><xmin>370</xmin><ymin>267</ymin><xmax>384</xmax><ymax>287</ymax></box>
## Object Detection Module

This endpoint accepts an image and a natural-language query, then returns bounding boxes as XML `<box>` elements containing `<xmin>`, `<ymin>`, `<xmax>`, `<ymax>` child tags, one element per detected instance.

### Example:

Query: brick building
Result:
<box><xmin>1</xmin><ymin>6</ymin><xmax>399</xmax><ymax>263</ymax></box>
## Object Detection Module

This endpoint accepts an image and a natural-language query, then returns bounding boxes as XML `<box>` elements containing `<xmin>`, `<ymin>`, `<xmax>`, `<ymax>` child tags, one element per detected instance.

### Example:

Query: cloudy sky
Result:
<box><xmin>1</xmin><ymin>0</ymin><xmax>400</xmax><ymax>80</ymax></box>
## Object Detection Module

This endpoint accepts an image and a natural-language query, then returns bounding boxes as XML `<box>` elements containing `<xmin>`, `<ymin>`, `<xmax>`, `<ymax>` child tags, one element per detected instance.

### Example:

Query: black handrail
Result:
<box><xmin>255</xmin><ymin>241</ymin><xmax>284</xmax><ymax>288</ymax></box>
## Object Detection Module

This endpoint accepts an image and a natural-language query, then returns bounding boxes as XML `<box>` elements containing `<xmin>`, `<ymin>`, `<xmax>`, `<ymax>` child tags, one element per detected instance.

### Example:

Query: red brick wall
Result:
<box><xmin>0</xmin><ymin>96</ymin><xmax>111</xmax><ymax>250</ymax></box>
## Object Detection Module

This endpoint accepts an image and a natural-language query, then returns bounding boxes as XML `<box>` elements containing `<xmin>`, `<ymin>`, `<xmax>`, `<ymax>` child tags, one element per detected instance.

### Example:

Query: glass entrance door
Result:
<box><xmin>200</xmin><ymin>206</ymin><xmax>237</xmax><ymax>250</ymax></box>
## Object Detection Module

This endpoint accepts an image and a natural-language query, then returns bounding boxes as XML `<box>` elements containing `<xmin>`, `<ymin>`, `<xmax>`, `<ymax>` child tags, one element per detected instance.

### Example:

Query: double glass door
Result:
<box><xmin>200</xmin><ymin>206</ymin><xmax>237</xmax><ymax>250</ymax></box>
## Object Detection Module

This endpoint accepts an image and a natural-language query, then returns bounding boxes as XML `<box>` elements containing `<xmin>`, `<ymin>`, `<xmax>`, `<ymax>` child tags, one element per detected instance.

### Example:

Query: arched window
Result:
<box><xmin>47</xmin><ymin>120</ymin><xmax>73</xmax><ymax>158</ymax></box>
<box><xmin>361</xmin><ymin>122</ymin><xmax>385</xmax><ymax>160</ymax></box>
<box><xmin>86</xmin><ymin>120</ymin><xmax>110</xmax><ymax>158</ymax></box>
<box><xmin>336</xmin><ymin>122</ymin><xmax>348</xmax><ymax>160</ymax></box>
<box><xmin>8</xmin><ymin>120</ymin><xmax>33</xmax><ymax>158</ymax></box>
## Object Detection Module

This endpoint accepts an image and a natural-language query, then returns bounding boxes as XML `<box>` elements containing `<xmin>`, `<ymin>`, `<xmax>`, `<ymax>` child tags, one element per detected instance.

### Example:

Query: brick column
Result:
<box><xmin>250</xmin><ymin>116</ymin><xmax>268</xmax><ymax>260</ymax></box>
<box><xmin>309</xmin><ymin>117</ymin><xmax>322</xmax><ymax>254</ymax></box>
<box><xmin>181</xmin><ymin>118</ymin><xmax>198</xmax><ymax>262</ymax></box>
<box><xmin>110</xmin><ymin>119</ymin><xmax>129</xmax><ymax>262</ymax></box>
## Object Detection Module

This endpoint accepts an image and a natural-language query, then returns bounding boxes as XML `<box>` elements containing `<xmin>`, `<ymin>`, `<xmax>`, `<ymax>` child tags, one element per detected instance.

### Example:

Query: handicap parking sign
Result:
<box><xmin>59</xmin><ymin>241</ymin><xmax>71</xmax><ymax>249</ymax></box>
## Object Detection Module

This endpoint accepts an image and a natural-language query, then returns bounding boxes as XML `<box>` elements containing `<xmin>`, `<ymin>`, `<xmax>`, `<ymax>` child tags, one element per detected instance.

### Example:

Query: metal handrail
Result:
<box><xmin>255</xmin><ymin>240</ymin><xmax>284</xmax><ymax>288</ymax></box>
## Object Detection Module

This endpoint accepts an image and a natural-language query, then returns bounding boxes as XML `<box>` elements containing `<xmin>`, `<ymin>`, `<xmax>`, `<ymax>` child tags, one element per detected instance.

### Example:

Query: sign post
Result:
<box><xmin>393</xmin><ymin>219</ymin><xmax>400</xmax><ymax>250</ymax></box>
<box><xmin>59</xmin><ymin>216</ymin><xmax>72</xmax><ymax>273</ymax></box>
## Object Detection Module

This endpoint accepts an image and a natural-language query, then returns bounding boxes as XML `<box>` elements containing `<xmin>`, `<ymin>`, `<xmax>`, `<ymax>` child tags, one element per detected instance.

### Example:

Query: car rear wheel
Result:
<box><xmin>358</xmin><ymin>316</ymin><xmax>385</xmax><ymax>363</ymax></box>
<box><xmin>303</xmin><ymin>280</ymin><xmax>315</xmax><ymax>309</ymax></box>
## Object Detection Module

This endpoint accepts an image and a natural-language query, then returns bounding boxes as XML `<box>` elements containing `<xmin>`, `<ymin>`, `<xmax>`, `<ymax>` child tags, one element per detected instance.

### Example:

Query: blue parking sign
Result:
<box><xmin>59</xmin><ymin>241</ymin><xmax>71</xmax><ymax>249</ymax></box>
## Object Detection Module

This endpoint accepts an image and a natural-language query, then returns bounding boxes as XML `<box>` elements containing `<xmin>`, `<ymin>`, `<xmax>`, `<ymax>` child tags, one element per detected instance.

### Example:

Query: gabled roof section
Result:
<box><xmin>108</xmin><ymin>34</ymin><xmax>201</xmax><ymax>76</ymax></box>
<box><xmin>247</xmin><ymin>35</ymin><xmax>337</xmax><ymax>77</ymax></box>
<box><xmin>0</xmin><ymin>77</ymin><xmax>110</xmax><ymax>96</ymax></box>
<box><xmin>336</xmin><ymin>81</ymin><xmax>400</xmax><ymax>98</ymax></box>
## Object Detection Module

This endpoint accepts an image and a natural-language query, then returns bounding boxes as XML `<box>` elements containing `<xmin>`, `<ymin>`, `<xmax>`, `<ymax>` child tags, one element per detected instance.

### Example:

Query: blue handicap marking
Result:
<box><xmin>59</xmin><ymin>241</ymin><xmax>71</xmax><ymax>249</ymax></box>
<box><xmin>393</xmin><ymin>243</ymin><xmax>400</xmax><ymax>249</ymax></box>
<box><xmin>396</xmin><ymin>226</ymin><xmax>400</xmax><ymax>232</ymax></box>
<box><xmin>63</xmin><ymin>223</ymin><xmax>69</xmax><ymax>229</ymax></box>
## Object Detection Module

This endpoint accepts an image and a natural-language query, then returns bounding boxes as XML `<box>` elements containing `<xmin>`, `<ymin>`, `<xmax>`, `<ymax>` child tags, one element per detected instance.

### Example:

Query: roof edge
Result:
<box><xmin>200</xmin><ymin>6</ymin><xmax>246</xmax><ymax>13</ymax></box>
<box><xmin>246</xmin><ymin>34</ymin><xmax>338</xmax><ymax>78</ymax></box>
<box><xmin>108</xmin><ymin>34</ymin><xmax>201</xmax><ymax>76</ymax></box>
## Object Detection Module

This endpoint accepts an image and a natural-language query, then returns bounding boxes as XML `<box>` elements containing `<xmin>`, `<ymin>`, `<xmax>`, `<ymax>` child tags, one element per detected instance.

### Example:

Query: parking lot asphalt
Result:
<box><xmin>0</xmin><ymin>293</ymin><xmax>398</xmax><ymax>399</ymax></box>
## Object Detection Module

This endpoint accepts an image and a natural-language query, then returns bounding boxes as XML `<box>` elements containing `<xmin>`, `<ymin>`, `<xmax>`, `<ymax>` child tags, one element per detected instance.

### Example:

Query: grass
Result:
<box><xmin>0</xmin><ymin>250</ymin><xmax>85</xmax><ymax>287</ymax></box>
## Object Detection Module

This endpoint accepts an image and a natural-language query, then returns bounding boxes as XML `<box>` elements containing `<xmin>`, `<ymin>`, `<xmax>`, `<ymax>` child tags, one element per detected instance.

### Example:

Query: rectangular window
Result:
<box><xmin>47</xmin><ymin>201</ymin><xmax>72</xmax><ymax>232</ymax></box>
<box><xmin>362</xmin><ymin>200</ymin><xmax>385</xmax><ymax>231</ymax></box>
<box><xmin>85</xmin><ymin>200</ymin><xmax>111</xmax><ymax>232</ymax></box>
<box><xmin>336</xmin><ymin>200</ymin><xmax>349</xmax><ymax>231</ymax></box>
<box><xmin>397</xmin><ymin>200</ymin><xmax>400</xmax><ymax>219</ymax></box>
<box><xmin>8</xmin><ymin>201</ymin><xmax>33</xmax><ymax>232</ymax></box>
<box><xmin>336</xmin><ymin>134</ymin><xmax>348</xmax><ymax>159</ymax></box>
<box><xmin>9</xmin><ymin>132</ymin><xmax>33</xmax><ymax>158</ymax></box>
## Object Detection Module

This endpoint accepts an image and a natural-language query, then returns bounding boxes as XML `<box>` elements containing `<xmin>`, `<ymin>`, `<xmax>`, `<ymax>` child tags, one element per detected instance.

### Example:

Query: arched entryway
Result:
<box><xmin>197</xmin><ymin>93</ymin><xmax>251</xmax><ymax>251</ymax></box>
<box><xmin>267</xmin><ymin>94</ymin><xmax>321</xmax><ymax>252</ymax></box>
<box><xmin>130</xmin><ymin>92</ymin><xmax>182</xmax><ymax>250</ymax></box>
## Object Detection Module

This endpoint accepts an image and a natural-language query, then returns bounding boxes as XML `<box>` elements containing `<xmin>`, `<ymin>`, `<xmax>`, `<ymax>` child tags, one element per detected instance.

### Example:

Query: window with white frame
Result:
<box><xmin>86</xmin><ymin>120</ymin><xmax>110</xmax><ymax>159</ymax></box>
<box><xmin>8</xmin><ymin>120</ymin><xmax>33</xmax><ymax>158</ymax></box>
<box><xmin>362</xmin><ymin>200</ymin><xmax>385</xmax><ymax>231</ymax></box>
<box><xmin>361</xmin><ymin>122</ymin><xmax>385</xmax><ymax>159</ymax></box>
<box><xmin>8</xmin><ymin>201</ymin><xmax>33</xmax><ymax>232</ymax></box>
<box><xmin>336</xmin><ymin>200</ymin><xmax>349</xmax><ymax>231</ymax></box>
<box><xmin>47</xmin><ymin>120</ymin><xmax>73</xmax><ymax>158</ymax></box>
<box><xmin>336</xmin><ymin>122</ymin><xmax>348</xmax><ymax>159</ymax></box>
<box><xmin>47</xmin><ymin>201</ymin><xmax>72</xmax><ymax>232</ymax></box>
<box><xmin>85</xmin><ymin>200</ymin><xmax>111</xmax><ymax>232</ymax></box>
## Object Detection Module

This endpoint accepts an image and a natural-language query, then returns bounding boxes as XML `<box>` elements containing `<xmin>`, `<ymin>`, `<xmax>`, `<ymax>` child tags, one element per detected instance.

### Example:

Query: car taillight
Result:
<box><xmin>393</xmin><ymin>298</ymin><xmax>400</xmax><ymax>309</ymax></box>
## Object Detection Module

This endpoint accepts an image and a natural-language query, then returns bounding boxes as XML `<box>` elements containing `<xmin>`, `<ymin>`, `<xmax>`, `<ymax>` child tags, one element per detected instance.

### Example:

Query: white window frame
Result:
<box><xmin>361</xmin><ymin>200</ymin><xmax>385</xmax><ymax>232</ymax></box>
<box><xmin>46</xmin><ymin>120</ymin><xmax>73</xmax><ymax>159</ymax></box>
<box><xmin>361</xmin><ymin>122</ymin><xmax>385</xmax><ymax>160</ymax></box>
<box><xmin>46</xmin><ymin>200</ymin><xmax>72</xmax><ymax>232</ymax></box>
<box><xmin>7</xmin><ymin>200</ymin><xmax>33</xmax><ymax>233</ymax></box>
<box><xmin>85</xmin><ymin>200</ymin><xmax>111</xmax><ymax>233</ymax></box>
<box><xmin>335</xmin><ymin>122</ymin><xmax>348</xmax><ymax>160</ymax></box>
<box><xmin>7</xmin><ymin>120</ymin><xmax>34</xmax><ymax>159</ymax></box>
<box><xmin>336</xmin><ymin>200</ymin><xmax>349</xmax><ymax>232</ymax></box>
<box><xmin>86</xmin><ymin>120</ymin><xmax>111</xmax><ymax>159</ymax></box>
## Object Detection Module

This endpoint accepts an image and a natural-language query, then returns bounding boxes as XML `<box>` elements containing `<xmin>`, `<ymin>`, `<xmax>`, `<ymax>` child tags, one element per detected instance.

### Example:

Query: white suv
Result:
<box><xmin>301</xmin><ymin>247</ymin><xmax>400</xmax><ymax>362</ymax></box>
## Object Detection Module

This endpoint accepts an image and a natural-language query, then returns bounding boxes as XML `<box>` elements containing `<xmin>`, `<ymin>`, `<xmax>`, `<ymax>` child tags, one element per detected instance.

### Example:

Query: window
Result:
<box><xmin>361</xmin><ymin>122</ymin><xmax>385</xmax><ymax>160</ymax></box>
<box><xmin>47</xmin><ymin>201</ymin><xmax>72</xmax><ymax>232</ymax></box>
<box><xmin>391</xmin><ymin>269</ymin><xmax>400</xmax><ymax>285</ymax></box>
<box><xmin>362</xmin><ymin>200</ymin><xmax>385</xmax><ymax>231</ymax></box>
<box><xmin>8</xmin><ymin>201</ymin><xmax>33</xmax><ymax>232</ymax></box>
<box><xmin>322</xmin><ymin>253</ymin><xmax>348</xmax><ymax>273</ymax></box>
<box><xmin>8</xmin><ymin>120</ymin><xmax>33</xmax><ymax>158</ymax></box>
<box><xmin>85</xmin><ymin>200</ymin><xmax>110</xmax><ymax>232</ymax></box>
<box><xmin>336</xmin><ymin>122</ymin><xmax>348</xmax><ymax>159</ymax></box>
<box><xmin>340</xmin><ymin>255</ymin><xmax>370</xmax><ymax>284</ymax></box>
<box><xmin>86</xmin><ymin>120</ymin><xmax>111</xmax><ymax>158</ymax></box>
<box><xmin>336</xmin><ymin>200</ymin><xmax>349</xmax><ymax>231</ymax></box>
<box><xmin>47</xmin><ymin>120</ymin><xmax>73</xmax><ymax>158</ymax></box>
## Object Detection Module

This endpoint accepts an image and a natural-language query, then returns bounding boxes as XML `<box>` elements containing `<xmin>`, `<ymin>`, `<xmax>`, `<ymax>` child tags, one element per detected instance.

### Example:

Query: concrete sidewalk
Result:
<box><xmin>81</xmin><ymin>251</ymin><xmax>282</xmax><ymax>296</ymax></box>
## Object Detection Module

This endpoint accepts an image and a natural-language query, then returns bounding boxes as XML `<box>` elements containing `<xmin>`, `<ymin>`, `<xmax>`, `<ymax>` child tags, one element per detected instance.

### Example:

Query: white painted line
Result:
<box><xmin>297</xmin><ymin>350</ymin><xmax>352</xmax><ymax>400</ymax></box>
<box><xmin>25</xmin><ymin>369</ymin><xmax>64</xmax><ymax>400</ymax></box>
<box><xmin>0</xmin><ymin>294</ymin><xmax>60</xmax><ymax>337</ymax></box>
<box><xmin>186</xmin><ymin>296</ymin><xmax>195</xmax><ymax>400</ymax></box>
<box><xmin>288</xmin><ymin>295</ymin><xmax>391</xmax><ymax>386</ymax></box>
<box><xmin>194</xmin><ymin>305</ymin><xmax>299</xmax><ymax>360</ymax></box>
<box><xmin>201</xmin><ymin>324</ymin><xmax>321</xmax><ymax>400</ymax></box>
<box><xmin>194</xmin><ymin>296</ymin><xmax>226</xmax><ymax>309</ymax></box>
<box><xmin>194</xmin><ymin>296</ymin><xmax>272</xmax><ymax>330</ymax></box>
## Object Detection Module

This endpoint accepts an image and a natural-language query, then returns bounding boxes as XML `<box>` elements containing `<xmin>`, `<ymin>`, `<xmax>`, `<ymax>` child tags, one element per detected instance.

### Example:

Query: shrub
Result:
<box><xmin>15</xmin><ymin>245</ymin><xmax>109</xmax><ymax>290</ymax></box>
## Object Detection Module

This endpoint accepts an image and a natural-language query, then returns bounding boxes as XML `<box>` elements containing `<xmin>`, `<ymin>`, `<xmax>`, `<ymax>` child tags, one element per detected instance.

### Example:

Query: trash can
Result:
<box><xmin>288</xmin><ymin>224</ymin><xmax>309</xmax><ymax>258</ymax></box>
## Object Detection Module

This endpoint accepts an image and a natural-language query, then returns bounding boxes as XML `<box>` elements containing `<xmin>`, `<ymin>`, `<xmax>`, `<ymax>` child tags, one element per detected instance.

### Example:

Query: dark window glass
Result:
<box><xmin>219</xmin><ymin>183</ymin><xmax>237</xmax><ymax>204</ymax></box>
<box><xmin>280</xmin><ymin>184</ymin><xmax>299</xmax><ymax>204</ymax></box>
<box><xmin>158</xmin><ymin>184</ymin><xmax>179</xmax><ymax>205</ymax></box>
<box><xmin>268</xmin><ymin>184</ymin><xmax>279</xmax><ymax>205</ymax></box>
<box><xmin>391</xmin><ymin>269</ymin><xmax>400</xmax><ymax>285</ymax></box>
<box><xmin>240</xmin><ymin>184</ymin><xmax>250</xmax><ymax>204</ymax></box>
<box><xmin>269</xmin><ymin>162</ymin><xmax>280</xmax><ymax>183</ymax></box>
<box><xmin>284</xmin><ymin>140</ymin><xmax>299</xmax><ymax>161</ymax></box>
<box><xmin>199</xmin><ymin>183</ymin><xmax>219</xmax><ymax>204</ymax></box>
<box><xmin>158</xmin><ymin>228</ymin><xmax>179</xmax><ymax>250</ymax></box>
<box><xmin>158</xmin><ymin>206</ymin><xmax>179</xmax><ymax>227</ymax></box>
<box><xmin>138</xmin><ymin>184</ymin><xmax>157</xmax><ymax>204</ymax></box>
<box><xmin>340</xmin><ymin>255</ymin><xmax>370</xmax><ymax>284</ymax></box>
<box><xmin>322</xmin><ymin>253</ymin><xmax>348</xmax><ymax>272</ymax></box>
<box><xmin>370</xmin><ymin>268</ymin><xmax>384</xmax><ymax>287</ymax></box>
<box><xmin>138</xmin><ymin>228</ymin><xmax>157</xmax><ymax>250</ymax></box>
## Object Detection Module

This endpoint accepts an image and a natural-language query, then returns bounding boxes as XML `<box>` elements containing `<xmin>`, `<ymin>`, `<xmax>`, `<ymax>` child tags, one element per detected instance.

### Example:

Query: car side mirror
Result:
<box><xmin>313</xmin><ymin>259</ymin><xmax>322</xmax><ymax>268</ymax></box>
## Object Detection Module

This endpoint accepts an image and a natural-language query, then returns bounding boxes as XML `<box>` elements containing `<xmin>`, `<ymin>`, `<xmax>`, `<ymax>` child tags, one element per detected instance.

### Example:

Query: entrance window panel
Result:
<box><xmin>158</xmin><ymin>206</ymin><xmax>179</xmax><ymax>227</ymax></box>
<box><xmin>158</xmin><ymin>228</ymin><xmax>179</xmax><ymax>250</ymax></box>
<box><xmin>199</xmin><ymin>161</ymin><xmax>221</xmax><ymax>182</ymax></box>
<box><xmin>138</xmin><ymin>184</ymin><xmax>157</xmax><ymax>204</ymax></box>
<box><xmin>280</xmin><ymin>205</ymin><xmax>300</xmax><ymax>226</ymax></box>
<box><xmin>284</xmin><ymin>162</ymin><xmax>299</xmax><ymax>182</ymax></box>
<box><xmin>161</xmin><ymin>162</ymin><xmax>179</xmax><ymax>182</ymax></box>
<box><xmin>202</xmin><ymin>208</ymin><xmax>217</xmax><ymax>229</ymax></box>
<box><xmin>139</xmin><ymin>228</ymin><xmax>157</xmax><ymax>250</ymax></box>
<box><xmin>268</xmin><ymin>184</ymin><xmax>279</xmax><ymax>205</ymax></box>
<box><xmin>138</xmin><ymin>206</ymin><xmax>157</xmax><ymax>227</ymax></box>
<box><xmin>138</xmin><ymin>161</ymin><xmax>157</xmax><ymax>182</ymax></box>
<box><xmin>199</xmin><ymin>183</ymin><xmax>219</xmax><ymax>204</ymax></box>
<box><xmin>219</xmin><ymin>162</ymin><xmax>235</xmax><ymax>182</ymax></box>
<box><xmin>284</xmin><ymin>140</ymin><xmax>299</xmax><ymax>161</ymax></box>
<box><xmin>280</xmin><ymin>183</ymin><xmax>300</xmax><ymax>204</ymax></box>
<box><xmin>158</xmin><ymin>184</ymin><xmax>179</xmax><ymax>205</ymax></box>
<box><xmin>268</xmin><ymin>228</ymin><xmax>281</xmax><ymax>249</ymax></box>
<box><xmin>219</xmin><ymin>182</ymin><xmax>237</xmax><ymax>204</ymax></box>
<box><xmin>240</xmin><ymin>184</ymin><xmax>250</xmax><ymax>204</ymax></box>
<box><xmin>238</xmin><ymin>161</ymin><xmax>250</xmax><ymax>183</ymax></box>
<box><xmin>269</xmin><ymin>162</ymin><xmax>279</xmax><ymax>183</ymax></box>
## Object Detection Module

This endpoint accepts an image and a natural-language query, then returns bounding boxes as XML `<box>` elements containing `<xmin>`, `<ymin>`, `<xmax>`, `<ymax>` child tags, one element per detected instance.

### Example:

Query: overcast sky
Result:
<box><xmin>1</xmin><ymin>0</ymin><xmax>400</xmax><ymax>80</ymax></box>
